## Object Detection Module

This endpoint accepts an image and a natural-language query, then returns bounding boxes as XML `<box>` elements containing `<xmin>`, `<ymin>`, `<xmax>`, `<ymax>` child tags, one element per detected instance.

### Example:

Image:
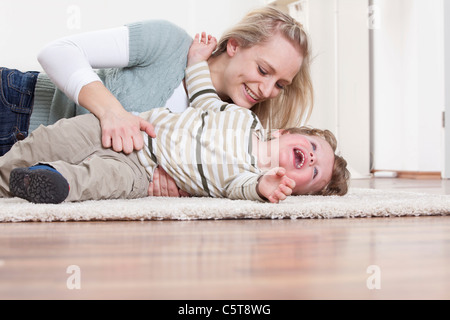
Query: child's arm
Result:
<box><xmin>187</xmin><ymin>32</ymin><xmax>217</xmax><ymax>67</ymax></box>
<box><xmin>256</xmin><ymin>168</ymin><xmax>296</xmax><ymax>203</ymax></box>
<box><xmin>224</xmin><ymin>168</ymin><xmax>294</xmax><ymax>203</ymax></box>
<box><xmin>186</xmin><ymin>34</ymin><xmax>242</xmax><ymax>112</ymax></box>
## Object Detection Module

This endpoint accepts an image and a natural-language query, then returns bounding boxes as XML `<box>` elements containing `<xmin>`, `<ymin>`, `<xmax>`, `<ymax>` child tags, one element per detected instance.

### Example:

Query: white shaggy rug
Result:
<box><xmin>0</xmin><ymin>188</ymin><xmax>449</xmax><ymax>223</ymax></box>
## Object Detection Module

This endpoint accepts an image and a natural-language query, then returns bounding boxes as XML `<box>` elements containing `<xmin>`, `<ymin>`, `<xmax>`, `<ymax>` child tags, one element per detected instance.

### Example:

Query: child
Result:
<box><xmin>0</xmin><ymin>33</ymin><xmax>349</xmax><ymax>204</ymax></box>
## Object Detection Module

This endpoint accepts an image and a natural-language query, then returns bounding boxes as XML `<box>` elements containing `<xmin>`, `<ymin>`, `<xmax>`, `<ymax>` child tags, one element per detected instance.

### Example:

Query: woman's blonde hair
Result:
<box><xmin>213</xmin><ymin>6</ymin><xmax>314</xmax><ymax>130</ymax></box>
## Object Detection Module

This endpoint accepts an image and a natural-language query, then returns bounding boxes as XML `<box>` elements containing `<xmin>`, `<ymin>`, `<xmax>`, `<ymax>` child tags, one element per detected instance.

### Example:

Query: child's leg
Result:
<box><xmin>8</xmin><ymin>150</ymin><xmax>148</xmax><ymax>203</ymax></box>
<box><xmin>42</xmin><ymin>149</ymin><xmax>149</xmax><ymax>202</ymax></box>
<box><xmin>0</xmin><ymin>114</ymin><xmax>103</xmax><ymax>198</ymax></box>
<box><xmin>9</xmin><ymin>164</ymin><xmax>70</xmax><ymax>204</ymax></box>
<box><xmin>48</xmin><ymin>151</ymin><xmax>149</xmax><ymax>202</ymax></box>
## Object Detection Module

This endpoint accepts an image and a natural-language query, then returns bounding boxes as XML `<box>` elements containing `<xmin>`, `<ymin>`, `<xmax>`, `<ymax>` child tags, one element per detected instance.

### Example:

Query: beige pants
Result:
<box><xmin>0</xmin><ymin>114</ymin><xmax>149</xmax><ymax>202</ymax></box>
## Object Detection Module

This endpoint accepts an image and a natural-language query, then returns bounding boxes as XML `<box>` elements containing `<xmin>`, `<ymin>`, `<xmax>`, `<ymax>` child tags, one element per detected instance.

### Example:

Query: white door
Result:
<box><xmin>307</xmin><ymin>0</ymin><xmax>371</xmax><ymax>178</ymax></box>
<box><xmin>267</xmin><ymin>0</ymin><xmax>372</xmax><ymax>178</ymax></box>
<box><xmin>444</xmin><ymin>0</ymin><xmax>450</xmax><ymax>179</ymax></box>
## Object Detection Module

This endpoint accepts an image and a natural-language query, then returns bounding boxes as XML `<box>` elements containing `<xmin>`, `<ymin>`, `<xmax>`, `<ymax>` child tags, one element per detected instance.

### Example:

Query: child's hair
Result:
<box><xmin>282</xmin><ymin>127</ymin><xmax>350</xmax><ymax>196</ymax></box>
<box><xmin>213</xmin><ymin>6</ymin><xmax>314</xmax><ymax>130</ymax></box>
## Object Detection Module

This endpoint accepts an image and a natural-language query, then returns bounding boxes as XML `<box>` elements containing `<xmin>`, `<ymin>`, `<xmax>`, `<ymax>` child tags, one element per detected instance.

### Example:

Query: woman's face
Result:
<box><xmin>222</xmin><ymin>35</ymin><xmax>303</xmax><ymax>109</ymax></box>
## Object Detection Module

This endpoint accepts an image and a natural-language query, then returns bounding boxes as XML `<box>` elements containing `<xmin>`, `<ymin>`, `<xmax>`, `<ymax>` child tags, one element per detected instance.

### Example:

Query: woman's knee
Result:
<box><xmin>0</xmin><ymin>68</ymin><xmax>39</xmax><ymax>156</ymax></box>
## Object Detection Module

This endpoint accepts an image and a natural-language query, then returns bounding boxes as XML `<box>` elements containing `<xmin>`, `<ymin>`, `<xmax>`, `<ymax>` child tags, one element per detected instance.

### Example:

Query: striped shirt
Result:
<box><xmin>137</xmin><ymin>61</ymin><xmax>265</xmax><ymax>201</ymax></box>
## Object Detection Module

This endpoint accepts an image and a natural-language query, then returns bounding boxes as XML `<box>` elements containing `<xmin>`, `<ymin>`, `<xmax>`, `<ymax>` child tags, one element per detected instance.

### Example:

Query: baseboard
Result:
<box><xmin>371</xmin><ymin>170</ymin><xmax>441</xmax><ymax>180</ymax></box>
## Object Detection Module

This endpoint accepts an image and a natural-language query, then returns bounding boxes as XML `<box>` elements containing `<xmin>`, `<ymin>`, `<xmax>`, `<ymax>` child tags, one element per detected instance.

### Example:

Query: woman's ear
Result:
<box><xmin>226</xmin><ymin>38</ymin><xmax>239</xmax><ymax>57</ymax></box>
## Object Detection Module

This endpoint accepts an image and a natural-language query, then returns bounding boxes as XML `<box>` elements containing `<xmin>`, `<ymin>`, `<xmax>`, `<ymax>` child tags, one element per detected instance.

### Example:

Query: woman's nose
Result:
<box><xmin>259</xmin><ymin>79</ymin><xmax>280</xmax><ymax>99</ymax></box>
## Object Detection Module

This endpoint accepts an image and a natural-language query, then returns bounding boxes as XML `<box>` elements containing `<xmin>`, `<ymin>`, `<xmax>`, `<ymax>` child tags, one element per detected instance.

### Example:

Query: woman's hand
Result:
<box><xmin>148</xmin><ymin>166</ymin><xmax>191</xmax><ymax>197</ymax></box>
<box><xmin>78</xmin><ymin>81</ymin><xmax>156</xmax><ymax>154</ymax></box>
<box><xmin>100</xmin><ymin>107</ymin><xmax>156</xmax><ymax>154</ymax></box>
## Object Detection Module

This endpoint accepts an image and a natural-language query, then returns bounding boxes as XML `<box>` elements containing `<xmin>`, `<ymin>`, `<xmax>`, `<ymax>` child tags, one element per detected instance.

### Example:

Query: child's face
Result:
<box><xmin>273</xmin><ymin>132</ymin><xmax>335</xmax><ymax>195</ymax></box>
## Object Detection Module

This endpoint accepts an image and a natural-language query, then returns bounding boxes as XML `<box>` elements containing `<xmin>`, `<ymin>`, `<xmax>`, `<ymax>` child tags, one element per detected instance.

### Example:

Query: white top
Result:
<box><xmin>37</xmin><ymin>26</ymin><xmax>188</xmax><ymax>112</ymax></box>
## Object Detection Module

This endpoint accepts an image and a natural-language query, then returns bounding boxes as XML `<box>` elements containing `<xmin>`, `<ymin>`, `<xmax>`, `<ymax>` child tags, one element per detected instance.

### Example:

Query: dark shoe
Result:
<box><xmin>9</xmin><ymin>166</ymin><xmax>69</xmax><ymax>204</ymax></box>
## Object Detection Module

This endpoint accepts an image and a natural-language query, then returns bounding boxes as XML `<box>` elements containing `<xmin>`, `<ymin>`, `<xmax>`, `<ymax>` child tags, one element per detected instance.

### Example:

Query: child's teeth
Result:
<box><xmin>295</xmin><ymin>149</ymin><xmax>305</xmax><ymax>169</ymax></box>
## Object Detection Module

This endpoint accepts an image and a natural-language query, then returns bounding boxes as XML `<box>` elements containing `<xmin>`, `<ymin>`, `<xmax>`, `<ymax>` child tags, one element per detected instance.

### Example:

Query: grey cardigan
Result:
<box><xmin>30</xmin><ymin>20</ymin><xmax>192</xmax><ymax>131</ymax></box>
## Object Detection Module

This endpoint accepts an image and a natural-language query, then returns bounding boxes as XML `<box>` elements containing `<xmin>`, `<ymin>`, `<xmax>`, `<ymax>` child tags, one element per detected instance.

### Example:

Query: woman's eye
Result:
<box><xmin>276</xmin><ymin>83</ymin><xmax>285</xmax><ymax>90</ymax></box>
<box><xmin>258</xmin><ymin>66</ymin><xmax>267</xmax><ymax>75</ymax></box>
<box><xmin>311</xmin><ymin>142</ymin><xmax>317</xmax><ymax>151</ymax></box>
<box><xmin>313</xmin><ymin>167</ymin><xmax>318</xmax><ymax>179</ymax></box>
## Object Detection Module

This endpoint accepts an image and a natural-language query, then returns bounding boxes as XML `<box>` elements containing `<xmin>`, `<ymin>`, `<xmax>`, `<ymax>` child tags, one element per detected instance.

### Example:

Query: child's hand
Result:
<box><xmin>187</xmin><ymin>32</ymin><xmax>217</xmax><ymax>67</ymax></box>
<box><xmin>257</xmin><ymin>167</ymin><xmax>295</xmax><ymax>203</ymax></box>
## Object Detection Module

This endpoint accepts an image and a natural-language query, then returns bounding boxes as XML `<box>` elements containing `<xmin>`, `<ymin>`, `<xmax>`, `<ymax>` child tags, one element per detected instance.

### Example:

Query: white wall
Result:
<box><xmin>307</xmin><ymin>0</ymin><xmax>371</xmax><ymax>178</ymax></box>
<box><xmin>305</xmin><ymin>0</ymin><xmax>338</xmax><ymax>132</ymax></box>
<box><xmin>0</xmin><ymin>0</ymin><xmax>266</xmax><ymax>71</ymax></box>
<box><xmin>372</xmin><ymin>0</ymin><xmax>444</xmax><ymax>172</ymax></box>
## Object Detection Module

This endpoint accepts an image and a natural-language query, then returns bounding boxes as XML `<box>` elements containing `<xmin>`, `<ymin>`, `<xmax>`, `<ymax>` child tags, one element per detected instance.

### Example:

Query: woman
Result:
<box><xmin>0</xmin><ymin>6</ymin><xmax>313</xmax><ymax>196</ymax></box>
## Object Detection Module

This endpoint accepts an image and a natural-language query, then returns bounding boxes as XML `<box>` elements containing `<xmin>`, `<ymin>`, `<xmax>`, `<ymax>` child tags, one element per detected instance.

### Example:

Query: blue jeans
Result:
<box><xmin>0</xmin><ymin>68</ymin><xmax>39</xmax><ymax>156</ymax></box>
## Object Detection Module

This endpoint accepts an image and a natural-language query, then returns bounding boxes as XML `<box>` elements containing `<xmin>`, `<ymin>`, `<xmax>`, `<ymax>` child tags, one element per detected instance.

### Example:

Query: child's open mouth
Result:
<box><xmin>294</xmin><ymin>148</ymin><xmax>305</xmax><ymax>169</ymax></box>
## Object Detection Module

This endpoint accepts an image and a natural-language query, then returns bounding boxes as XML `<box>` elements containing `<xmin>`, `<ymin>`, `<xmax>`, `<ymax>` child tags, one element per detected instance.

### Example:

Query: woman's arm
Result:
<box><xmin>38</xmin><ymin>23</ymin><xmax>190</xmax><ymax>196</ymax></box>
<box><xmin>77</xmin><ymin>81</ymin><xmax>155</xmax><ymax>153</ymax></box>
<box><xmin>38</xmin><ymin>26</ymin><xmax>155</xmax><ymax>154</ymax></box>
<box><xmin>148</xmin><ymin>167</ymin><xmax>191</xmax><ymax>197</ymax></box>
<box><xmin>38</xmin><ymin>26</ymin><xmax>129</xmax><ymax>105</ymax></box>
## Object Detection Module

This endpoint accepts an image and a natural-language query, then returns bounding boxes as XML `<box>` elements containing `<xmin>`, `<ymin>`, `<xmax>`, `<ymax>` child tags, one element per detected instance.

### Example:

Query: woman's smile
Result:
<box><xmin>243</xmin><ymin>84</ymin><xmax>260</xmax><ymax>104</ymax></box>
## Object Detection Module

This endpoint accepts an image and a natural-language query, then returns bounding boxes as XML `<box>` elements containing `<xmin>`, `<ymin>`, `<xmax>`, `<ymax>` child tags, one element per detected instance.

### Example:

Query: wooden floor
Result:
<box><xmin>0</xmin><ymin>178</ymin><xmax>449</xmax><ymax>300</ymax></box>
